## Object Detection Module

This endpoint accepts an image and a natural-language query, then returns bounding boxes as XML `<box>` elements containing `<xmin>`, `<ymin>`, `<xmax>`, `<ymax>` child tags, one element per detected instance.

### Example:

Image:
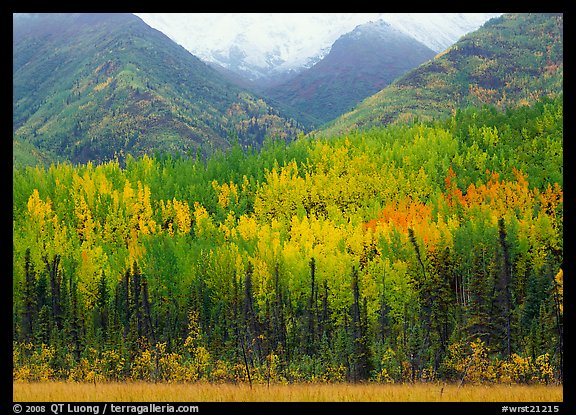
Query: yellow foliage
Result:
<box><xmin>93</xmin><ymin>76</ymin><xmax>112</xmax><ymax>92</ymax></box>
<box><xmin>192</xmin><ymin>202</ymin><xmax>215</xmax><ymax>239</ymax></box>
<box><xmin>254</xmin><ymin>160</ymin><xmax>306</xmax><ymax>221</ymax></box>
<box><xmin>254</xmin><ymin>219</ymin><xmax>282</xmax><ymax>263</ymax></box>
<box><xmin>123</xmin><ymin>179</ymin><xmax>135</xmax><ymax>205</ymax></box>
<box><xmin>135</xmin><ymin>182</ymin><xmax>157</xmax><ymax>235</ymax></box>
<box><xmin>236</xmin><ymin>214</ymin><xmax>258</xmax><ymax>242</ymax></box>
<box><xmin>184</xmin><ymin>310</ymin><xmax>202</xmax><ymax>353</ymax></box>
<box><xmin>219</xmin><ymin>211</ymin><xmax>238</xmax><ymax>241</ymax></box>
<box><xmin>444</xmin><ymin>339</ymin><xmax>555</xmax><ymax>385</ymax></box>
<box><xmin>77</xmin><ymin>245</ymin><xmax>108</xmax><ymax>308</ymax></box>
<box><xmin>131</xmin><ymin>348</ymin><xmax>154</xmax><ymax>380</ymax></box>
<box><xmin>535</xmin><ymin>353</ymin><xmax>553</xmax><ymax>383</ymax></box>
<box><xmin>99</xmin><ymin>349</ymin><xmax>126</xmax><ymax>380</ymax></box>
<box><xmin>193</xmin><ymin>346</ymin><xmax>211</xmax><ymax>379</ymax></box>
<box><xmin>74</xmin><ymin>195</ymin><xmax>97</xmax><ymax>244</ymax></box>
<box><xmin>158</xmin><ymin>351</ymin><xmax>186</xmax><ymax>382</ymax></box>
<box><xmin>161</xmin><ymin>198</ymin><xmax>191</xmax><ymax>236</ymax></box>
<box><xmin>27</xmin><ymin>189</ymin><xmax>53</xmax><ymax>223</ymax></box>
<box><xmin>13</xmin><ymin>343</ymin><xmax>56</xmax><ymax>382</ymax></box>
<box><xmin>210</xmin><ymin>359</ymin><xmax>233</xmax><ymax>383</ymax></box>
<box><xmin>554</xmin><ymin>268</ymin><xmax>563</xmax><ymax>314</ymax></box>
<box><xmin>212</xmin><ymin>180</ymin><xmax>239</xmax><ymax>210</ymax></box>
<box><xmin>173</xmin><ymin>199</ymin><xmax>191</xmax><ymax>234</ymax></box>
<box><xmin>469</xmin><ymin>84</ymin><xmax>499</xmax><ymax>105</ymax></box>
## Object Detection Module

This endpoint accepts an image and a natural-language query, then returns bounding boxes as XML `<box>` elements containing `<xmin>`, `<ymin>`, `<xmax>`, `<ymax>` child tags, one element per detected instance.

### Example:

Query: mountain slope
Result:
<box><xmin>317</xmin><ymin>13</ymin><xmax>563</xmax><ymax>137</ymax></box>
<box><xmin>13</xmin><ymin>13</ymin><xmax>303</xmax><ymax>166</ymax></box>
<box><xmin>263</xmin><ymin>20</ymin><xmax>437</xmax><ymax>127</ymax></box>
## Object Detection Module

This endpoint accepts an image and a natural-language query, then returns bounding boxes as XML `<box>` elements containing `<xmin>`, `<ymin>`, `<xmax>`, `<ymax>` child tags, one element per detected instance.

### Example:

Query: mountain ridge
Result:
<box><xmin>13</xmin><ymin>13</ymin><xmax>562</xmax><ymax>168</ymax></box>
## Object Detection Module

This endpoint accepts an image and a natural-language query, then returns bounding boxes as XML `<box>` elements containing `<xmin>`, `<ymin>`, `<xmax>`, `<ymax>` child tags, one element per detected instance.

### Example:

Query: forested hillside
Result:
<box><xmin>13</xmin><ymin>13</ymin><xmax>302</xmax><ymax>167</ymax></box>
<box><xmin>319</xmin><ymin>13</ymin><xmax>562</xmax><ymax>136</ymax></box>
<box><xmin>13</xmin><ymin>96</ymin><xmax>563</xmax><ymax>384</ymax></box>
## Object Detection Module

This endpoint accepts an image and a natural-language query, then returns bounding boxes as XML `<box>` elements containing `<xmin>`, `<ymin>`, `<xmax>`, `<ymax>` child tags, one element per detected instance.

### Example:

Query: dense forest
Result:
<box><xmin>13</xmin><ymin>96</ymin><xmax>562</xmax><ymax>384</ymax></box>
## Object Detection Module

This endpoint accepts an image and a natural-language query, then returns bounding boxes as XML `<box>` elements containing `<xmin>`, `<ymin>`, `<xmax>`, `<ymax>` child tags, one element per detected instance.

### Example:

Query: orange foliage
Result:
<box><xmin>365</xmin><ymin>198</ymin><xmax>432</xmax><ymax>234</ymax></box>
<box><xmin>366</xmin><ymin>167</ymin><xmax>562</xmax><ymax>251</ymax></box>
<box><xmin>444</xmin><ymin>166</ymin><xmax>465</xmax><ymax>208</ymax></box>
<box><xmin>463</xmin><ymin>169</ymin><xmax>541</xmax><ymax>218</ymax></box>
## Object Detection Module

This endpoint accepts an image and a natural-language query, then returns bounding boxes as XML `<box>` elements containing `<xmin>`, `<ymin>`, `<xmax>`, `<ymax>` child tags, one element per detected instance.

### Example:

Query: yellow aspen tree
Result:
<box><xmin>160</xmin><ymin>199</ymin><xmax>175</xmax><ymax>236</ymax></box>
<box><xmin>25</xmin><ymin>190</ymin><xmax>62</xmax><ymax>254</ymax></box>
<box><xmin>159</xmin><ymin>198</ymin><xmax>190</xmax><ymax>236</ymax></box>
<box><xmin>172</xmin><ymin>199</ymin><xmax>191</xmax><ymax>235</ymax></box>
<box><xmin>77</xmin><ymin>245</ymin><xmax>109</xmax><ymax>308</ymax></box>
<box><xmin>136</xmin><ymin>181</ymin><xmax>157</xmax><ymax>235</ymax></box>
<box><xmin>193</xmin><ymin>202</ymin><xmax>220</xmax><ymax>241</ymax></box>
<box><xmin>212</xmin><ymin>180</ymin><xmax>239</xmax><ymax>210</ymax></box>
<box><xmin>74</xmin><ymin>194</ymin><xmax>97</xmax><ymax>245</ymax></box>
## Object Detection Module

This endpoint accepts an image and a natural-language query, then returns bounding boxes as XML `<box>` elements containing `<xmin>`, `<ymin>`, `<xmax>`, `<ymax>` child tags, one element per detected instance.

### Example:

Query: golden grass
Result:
<box><xmin>14</xmin><ymin>381</ymin><xmax>563</xmax><ymax>402</ymax></box>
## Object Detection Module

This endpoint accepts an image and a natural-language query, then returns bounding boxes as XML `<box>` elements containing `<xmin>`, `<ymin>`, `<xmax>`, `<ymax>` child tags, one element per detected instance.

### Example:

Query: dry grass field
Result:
<box><xmin>13</xmin><ymin>381</ymin><xmax>563</xmax><ymax>402</ymax></box>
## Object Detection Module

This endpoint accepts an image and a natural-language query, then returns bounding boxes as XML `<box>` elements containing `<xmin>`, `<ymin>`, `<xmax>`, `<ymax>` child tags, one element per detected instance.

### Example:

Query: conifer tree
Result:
<box><xmin>495</xmin><ymin>217</ymin><xmax>512</xmax><ymax>358</ymax></box>
<box><xmin>21</xmin><ymin>248</ymin><xmax>36</xmax><ymax>341</ymax></box>
<box><xmin>350</xmin><ymin>266</ymin><xmax>371</xmax><ymax>381</ymax></box>
<box><xmin>305</xmin><ymin>257</ymin><xmax>318</xmax><ymax>356</ymax></box>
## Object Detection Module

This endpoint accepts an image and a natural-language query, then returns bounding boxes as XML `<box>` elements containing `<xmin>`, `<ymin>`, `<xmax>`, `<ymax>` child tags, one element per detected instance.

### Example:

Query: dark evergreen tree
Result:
<box><xmin>44</xmin><ymin>254</ymin><xmax>63</xmax><ymax>331</ymax></box>
<box><xmin>94</xmin><ymin>272</ymin><xmax>109</xmax><ymax>342</ymax></box>
<box><xmin>305</xmin><ymin>257</ymin><xmax>318</xmax><ymax>356</ymax></box>
<box><xmin>243</xmin><ymin>261</ymin><xmax>261</xmax><ymax>364</ymax></box>
<box><xmin>493</xmin><ymin>217</ymin><xmax>512</xmax><ymax>357</ymax></box>
<box><xmin>464</xmin><ymin>246</ymin><xmax>495</xmax><ymax>345</ymax></box>
<box><xmin>272</xmin><ymin>263</ymin><xmax>288</xmax><ymax>364</ymax></box>
<box><xmin>131</xmin><ymin>261</ymin><xmax>143</xmax><ymax>339</ymax></box>
<box><xmin>141</xmin><ymin>272</ymin><xmax>155</xmax><ymax>344</ymax></box>
<box><xmin>379</xmin><ymin>268</ymin><xmax>390</xmax><ymax>344</ymax></box>
<box><xmin>20</xmin><ymin>248</ymin><xmax>36</xmax><ymax>341</ymax></box>
<box><xmin>69</xmin><ymin>273</ymin><xmax>82</xmax><ymax>361</ymax></box>
<box><xmin>350</xmin><ymin>266</ymin><xmax>372</xmax><ymax>381</ymax></box>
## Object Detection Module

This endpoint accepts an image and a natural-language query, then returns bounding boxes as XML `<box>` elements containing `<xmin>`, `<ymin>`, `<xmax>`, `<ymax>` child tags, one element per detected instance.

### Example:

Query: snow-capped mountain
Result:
<box><xmin>135</xmin><ymin>13</ymin><xmax>382</xmax><ymax>80</ymax></box>
<box><xmin>135</xmin><ymin>13</ymin><xmax>502</xmax><ymax>81</ymax></box>
<box><xmin>263</xmin><ymin>19</ymin><xmax>438</xmax><ymax>127</ymax></box>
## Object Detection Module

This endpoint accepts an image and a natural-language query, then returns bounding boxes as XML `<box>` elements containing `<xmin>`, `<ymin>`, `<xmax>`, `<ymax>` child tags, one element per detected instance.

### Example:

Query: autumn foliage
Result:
<box><xmin>13</xmin><ymin>96</ymin><xmax>562</xmax><ymax>384</ymax></box>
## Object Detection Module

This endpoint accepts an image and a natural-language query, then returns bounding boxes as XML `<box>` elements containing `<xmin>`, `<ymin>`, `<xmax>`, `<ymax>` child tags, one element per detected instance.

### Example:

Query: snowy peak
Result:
<box><xmin>346</xmin><ymin>19</ymin><xmax>397</xmax><ymax>39</ymax></box>
<box><xmin>264</xmin><ymin>18</ymin><xmax>437</xmax><ymax>127</ymax></box>
<box><xmin>135</xmin><ymin>13</ymin><xmax>502</xmax><ymax>81</ymax></box>
<box><xmin>135</xmin><ymin>13</ymin><xmax>384</xmax><ymax>80</ymax></box>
